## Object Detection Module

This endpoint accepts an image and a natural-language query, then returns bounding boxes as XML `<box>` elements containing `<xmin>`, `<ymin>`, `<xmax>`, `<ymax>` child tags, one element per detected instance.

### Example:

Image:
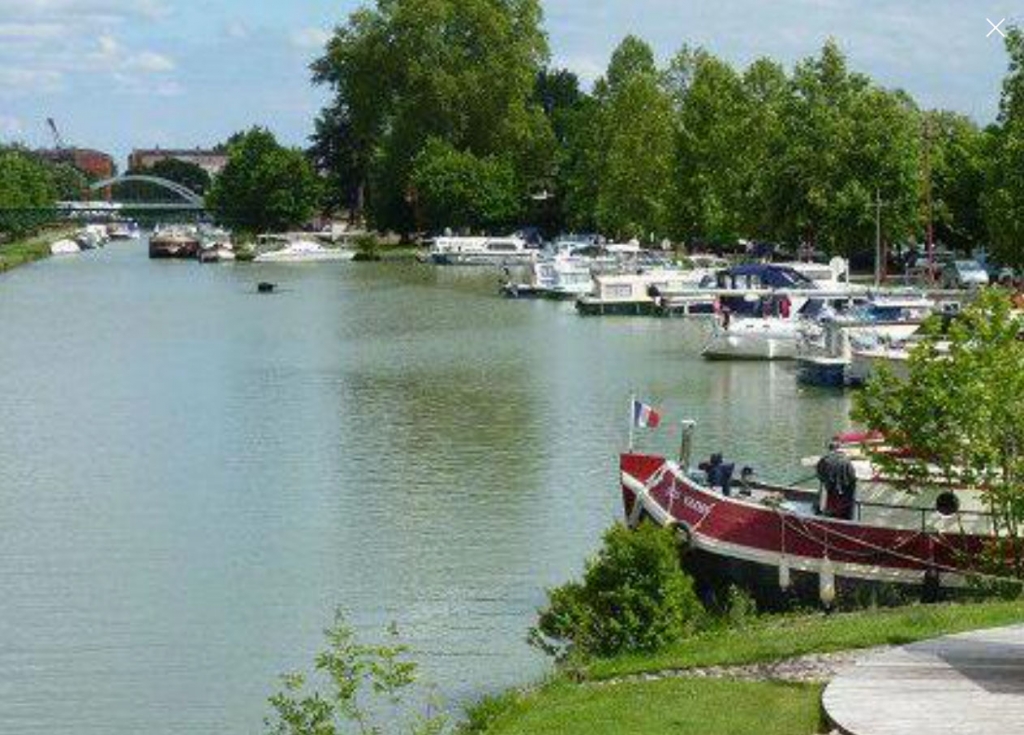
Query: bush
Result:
<box><xmin>264</xmin><ymin>608</ymin><xmax>447</xmax><ymax>735</ymax></box>
<box><xmin>529</xmin><ymin>523</ymin><xmax>705</xmax><ymax>660</ymax></box>
<box><xmin>352</xmin><ymin>233</ymin><xmax>382</xmax><ymax>261</ymax></box>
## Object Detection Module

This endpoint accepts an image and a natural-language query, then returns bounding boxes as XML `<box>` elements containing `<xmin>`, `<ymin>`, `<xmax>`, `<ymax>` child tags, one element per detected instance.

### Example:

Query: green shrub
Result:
<box><xmin>722</xmin><ymin>585</ymin><xmax>759</xmax><ymax>628</ymax></box>
<box><xmin>529</xmin><ymin>523</ymin><xmax>705</xmax><ymax>660</ymax></box>
<box><xmin>352</xmin><ymin>233</ymin><xmax>383</xmax><ymax>261</ymax></box>
<box><xmin>458</xmin><ymin>689</ymin><xmax>523</xmax><ymax>733</ymax></box>
<box><xmin>264</xmin><ymin>608</ymin><xmax>447</xmax><ymax>735</ymax></box>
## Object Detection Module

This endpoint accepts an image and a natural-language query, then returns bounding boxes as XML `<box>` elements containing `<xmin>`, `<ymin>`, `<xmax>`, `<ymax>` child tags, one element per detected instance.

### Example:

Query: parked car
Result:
<box><xmin>942</xmin><ymin>259</ymin><xmax>990</xmax><ymax>289</ymax></box>
<box><xmin>905</xmin><ymin>253</ymin><xmax>951</xmax><ymax>284</ymax></box>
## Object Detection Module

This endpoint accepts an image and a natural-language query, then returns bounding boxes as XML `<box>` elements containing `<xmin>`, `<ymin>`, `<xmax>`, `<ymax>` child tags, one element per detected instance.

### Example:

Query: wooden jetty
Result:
<box><xmin>823</xmin><ymin>624</ymin><xmax>1024</xmax><ymax>734</ymax></box>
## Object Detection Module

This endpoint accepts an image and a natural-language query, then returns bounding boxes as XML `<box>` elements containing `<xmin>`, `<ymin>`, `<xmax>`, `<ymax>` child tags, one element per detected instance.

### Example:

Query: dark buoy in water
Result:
<box><xmin>257</xmin><ymin>282</ymin><xmax>276</xmax><ymax>294</ymax></box>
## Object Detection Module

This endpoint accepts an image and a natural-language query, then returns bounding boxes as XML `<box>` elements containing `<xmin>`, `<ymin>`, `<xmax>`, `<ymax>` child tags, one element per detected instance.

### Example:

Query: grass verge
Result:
<box><xmin>586</xmin><ymin>599</ymin><xmax>1024</xmax><ymax>680</ymax></box>
<box><xmin>463</xmin><ymin>599</ymin><xmax>1024</xmax><ymax>735</ymax></box>
<box><xmin>0</xmin><ymin>227</ymin><xmax>72</xmax><ymax>274</ymax></box>
<box><xmin>470</xmin><ymin>678</ymin><xmax>824</xmax><ymax>735</ymax></box>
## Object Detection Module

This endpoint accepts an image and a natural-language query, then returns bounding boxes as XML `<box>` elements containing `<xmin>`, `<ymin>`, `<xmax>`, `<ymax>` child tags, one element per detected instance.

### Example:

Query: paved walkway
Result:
<box><xmin>823</xmin><ymin>624</ymin><xmax>1024</xmax><ymax>735</ymax></box>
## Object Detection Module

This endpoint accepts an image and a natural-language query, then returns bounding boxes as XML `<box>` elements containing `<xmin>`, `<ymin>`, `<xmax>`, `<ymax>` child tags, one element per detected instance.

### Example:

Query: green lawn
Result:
<box><xmin>587</xmin><ymin>599</ymin><xmax>1024</xmax><ymax>680</ymax></box>
<box><xmin>0</xmin><ymin>228</ymin><xmax>71</xmax><ymax>273</ymax></box>
<box><xmin>478</xmin><ymin>678</ymin><xmax>823</xmax><ymax>735</ymax></box>
<box><xmin>465</xmin><ymin>600</ymin><xmax>1024</xmax><ymax>735</ymax></box>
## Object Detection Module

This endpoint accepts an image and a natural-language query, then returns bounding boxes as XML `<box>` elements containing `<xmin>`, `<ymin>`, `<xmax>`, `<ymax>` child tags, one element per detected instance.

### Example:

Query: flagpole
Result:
<box><xmin>628</xmin><ymin>393</ymin><xmax>635</xmax><ymax>453</ymax></box>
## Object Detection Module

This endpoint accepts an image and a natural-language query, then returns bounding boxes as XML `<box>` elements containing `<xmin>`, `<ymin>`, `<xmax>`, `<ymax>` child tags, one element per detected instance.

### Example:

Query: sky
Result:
<box><xmin>0</xmin><ymin>0</ymin><xmax>1021</xmax><ymax>168</ymax></box>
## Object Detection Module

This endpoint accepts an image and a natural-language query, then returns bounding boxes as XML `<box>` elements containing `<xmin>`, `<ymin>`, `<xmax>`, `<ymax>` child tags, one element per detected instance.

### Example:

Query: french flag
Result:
<box><xmin>632</xmin><ymin>399</ymin><xmax>662</xmax><ymax>429</ymax></box>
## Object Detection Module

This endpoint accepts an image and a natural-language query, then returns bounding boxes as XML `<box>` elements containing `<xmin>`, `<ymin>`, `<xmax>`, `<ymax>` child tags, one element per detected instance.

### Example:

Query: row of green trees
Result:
<box><xmin>0</xmin><ymin>146</ymin><xmax>90</xmax><ymax>209</ymax></box>
<box><xmin>0</xmin><ymin>146</ymin><xmax>92</xmax><ymax>236</ymax></box>
<box><xmin>308</xmin><ymin>0</ymin><xmax>1024</xmax><ymax>264</ymax></box>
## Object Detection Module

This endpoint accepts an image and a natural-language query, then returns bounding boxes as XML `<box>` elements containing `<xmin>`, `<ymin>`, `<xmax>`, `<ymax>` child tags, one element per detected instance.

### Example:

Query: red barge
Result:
<box><xmin>619</xmin><ymin>436</ymin><xmax>1001</xmax><ymax>605</ymax></box>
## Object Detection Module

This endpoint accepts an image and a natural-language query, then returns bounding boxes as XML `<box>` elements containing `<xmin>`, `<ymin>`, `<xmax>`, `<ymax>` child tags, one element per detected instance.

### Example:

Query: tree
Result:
<box><xmin>0</xmin><ymin>148</ymin><xmax>58</xmax><ymax>236</ymax></box>
<box><xmin>308</xmin><ymin>103</ymin><xmax>365</xmax><ymax>218</ymax></box>
<box><xmin>922</xmin><ymin>110</ymin><xmax>988</xmax><ymax>253</ymax></box>
<box><xmin>853</xmin><ymin>290</ymin><xmax>1024</xmax><ymax>579</ymax></box>
<box><xmin>264</xmin><ymin>608</ymin><xmax>445</xmax><ymax>735</ymax></box>
<box><xmin>984</xmin><ymin>26</ymin><xmax>1024</xmax><ymax>267</ymax></box>
<box><xmin>207</xmin><ymin>128</ymin><xmax>321</xmax><ymax>233</ymax></box>
<box><xmin>592</xmin><ymin>36</ymin><xmax>675</xmax><ymax>240</ymax></box>
<box><xmin>556</xmin><ymin>94</ymin><xmax>603</xmax><ymax>232</ymax></box>
<box><xmin>0</xmin><ymin>148</ymin><xmax>57</xmax><ymax>209</ymax></box>
<box><xmin>409</xmin><ymin>138</ymin><xmax>520</xmax><ymax>231</ymax></box>
<box><xmin>46</xmin><ymin>161</ymin><xmax>89</xmax><ymax>201</ymax></box>
<box><xmin>311</xmin><ymin>0</ymin><xmax>553</xmax><ymax>233</ymax></box>
<box><xmin>669</xmin><ymin>50</ymin><xmax>785</xmax><ymax>244</ymax></box>
<box><xmin>768</xmin><ymin>40</ymin><xmax>920</xmax><ymax>259</ymax></box>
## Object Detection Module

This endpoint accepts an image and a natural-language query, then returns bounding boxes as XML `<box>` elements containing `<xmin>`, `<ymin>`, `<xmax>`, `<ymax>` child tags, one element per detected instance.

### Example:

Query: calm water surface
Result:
<box><xmin>0</xmin><ymin>242</ymin><xmax>852</xmax><ymax>732</ymax></box>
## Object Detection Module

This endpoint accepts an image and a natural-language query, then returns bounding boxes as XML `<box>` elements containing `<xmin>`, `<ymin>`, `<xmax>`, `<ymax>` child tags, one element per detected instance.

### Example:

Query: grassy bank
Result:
<box><xmin>479</xmin><ymin>678</ymin><xmax>823</xmax><ymax>735</ymax></box>
<box><xmin>466</xmin><ymin>599</ymin><xmax>1024</xmax><ymax>734</ymax></box>
<box><xmin>0</xmin><ymin>227</ymin><xmax>71</xmax><ymax>274</ymax></box>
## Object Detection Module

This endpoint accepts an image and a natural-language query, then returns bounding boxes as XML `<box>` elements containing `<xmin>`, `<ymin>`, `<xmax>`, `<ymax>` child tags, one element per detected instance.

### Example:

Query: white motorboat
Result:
<box><xmin>50</xmin><ymin>238</ymin><xmax>81</xmax><ymax>255</ymax></box>
<box><xmin>254</xmin><ymin>235</ymin><xmax>355</xmax><ymax>262</ymax></box>
<box><xmin>847</xmin><ymin>340</ymin><xmax>913</xmax><ymax>386</ymax></box>
<box><xmin>702</xmin><ymin>316</ymin><xmax>806</xmax><ymax>360</ymax></box>
<box><xmin>75</xmin><ymin>225</ymin><xmax>109</xmax><ymax>250</ymax></box>
<box><xmin>429</xmin><ymin>234</ymin><xmax>536</xmax><ymax>266</ymax></box>
<box><xmin>106</xmin><ymin>221</ymin><xmax>139</xmax><ymax>240</ymax></box>
<box><xmin>577</xmin><ymin>268</ymin><xmax>711</xmax><ymax>316</ymax></box>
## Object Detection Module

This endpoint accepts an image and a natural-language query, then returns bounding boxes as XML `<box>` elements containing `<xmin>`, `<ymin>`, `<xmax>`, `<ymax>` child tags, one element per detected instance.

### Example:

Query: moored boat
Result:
<box><xmin>50</xmin><ymin>238</ymin><xmax>81</xmax><ymax>255</ymax></box>
<box><xmin>106</xmin><ymin>221</ymin><xmax>139</xmax><ymax>240</ymax></box>
<box><xmin>150</xmin><ymin>226</ymin><xmax>201</xmax><ymax>259</ymax></box>
<box><xmin>253</xmin><ymin>235</ymin><xmax>355</xmax><ymax>262</ymax></box>
<box><xmin>619</xmin><ymin>429</ymin><xmax>999</xmax><ymax>605</ymax></box>
<box><xmin>576</xmin><ymin>268</ymin><xmax>709</xmax><ymax>316</ymax></box>
<box><xmin>429</xmin><ymin>234</ymin><xmax>537</xmax><ymax>266</ymax></box>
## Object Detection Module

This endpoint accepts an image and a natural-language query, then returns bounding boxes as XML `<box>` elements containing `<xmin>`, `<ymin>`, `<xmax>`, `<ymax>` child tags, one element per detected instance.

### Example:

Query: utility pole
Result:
<box><xmin>923</xmin><ymin>117</ymin><xmax>936</xmax><ymax>286</ymax></box>
<box><xmin>874</xmin><ymin>188</ymin><xmax>884</xmax><ymax>288</ymax></box>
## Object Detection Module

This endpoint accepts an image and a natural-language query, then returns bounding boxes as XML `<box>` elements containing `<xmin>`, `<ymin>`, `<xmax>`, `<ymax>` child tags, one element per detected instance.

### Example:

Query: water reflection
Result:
<box><xmin>0</xmin><ymin>245</ymin><xmax>852</xmax><ymax>733</ymax></box>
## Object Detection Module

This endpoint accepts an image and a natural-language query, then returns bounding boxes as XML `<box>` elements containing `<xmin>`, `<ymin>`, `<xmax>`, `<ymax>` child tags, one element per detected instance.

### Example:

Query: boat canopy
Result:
<box><xmin>717</xmin><ymin>264</ymin><xmax>816</xmax><ymax>290</ymax></box>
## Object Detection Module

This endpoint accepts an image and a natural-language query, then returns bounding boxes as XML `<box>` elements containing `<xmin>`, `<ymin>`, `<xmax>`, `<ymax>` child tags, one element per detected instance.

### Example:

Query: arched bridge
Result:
<box><xmin>90</xmin><ymin>174</ymin><xmax>205</xmax><ymax>209</ymax></box>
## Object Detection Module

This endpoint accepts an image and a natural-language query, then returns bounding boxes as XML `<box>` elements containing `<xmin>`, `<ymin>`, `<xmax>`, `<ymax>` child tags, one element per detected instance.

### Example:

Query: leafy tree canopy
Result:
<box><xmin>853</xmin><ymin>289</ymin><xmax>1024</xmax><ymax>579</ymax></box>
<box><xmin>311</xmin><ymin>0</ymin><xmax>552</xmax><ymax>233</ymax></box>
<box><xmin>410</xmin><ymin>138</ymin><xmax>520</xmax><ymax>232</ymax></box>
<box><xmin>207</xmin><ymin>127</ymin><xmax>321</xmax><ymax>234</ymax></box>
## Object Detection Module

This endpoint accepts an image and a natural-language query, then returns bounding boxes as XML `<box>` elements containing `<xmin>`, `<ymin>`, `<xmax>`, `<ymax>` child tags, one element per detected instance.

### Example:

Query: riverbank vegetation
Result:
<box><xmin>0</xmin><ymin>146</ymin><xmax>86</xmax><ymax>239</ymax></box>
<box><xmin>308</xmin><ymin>1</ymin><xmax>1024</xmax><ymax>266</ymax></box>
<box><xmin>207</xmin><ymin>128</ymin><xmax>321</xmax><ymax>235</ymax></box>
<box><xmin>463</xmin><ymin>596</ymin><xmax>1024</xmax><ymax>735</ymax></box>
<box><xmin>459</xmin><ymin>523</ymin><xmax>1024</xmax><ymax>735</ymax></box>
<box><xmin>855</xmin><ymin>291</ymin><xmax>1024</xmax><ymax>581</ymax></box>
<box><xmin>0</xmin><ymin>226</ymin><xmax>74</xmax><ymax>273</ymax></box>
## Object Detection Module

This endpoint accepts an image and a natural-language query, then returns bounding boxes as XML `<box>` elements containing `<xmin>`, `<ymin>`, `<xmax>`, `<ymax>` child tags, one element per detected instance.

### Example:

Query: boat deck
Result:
<box><xmin>823</xmin><ymin>623</ymin><xmax>1024</xmax><ymax>735</ymax></box>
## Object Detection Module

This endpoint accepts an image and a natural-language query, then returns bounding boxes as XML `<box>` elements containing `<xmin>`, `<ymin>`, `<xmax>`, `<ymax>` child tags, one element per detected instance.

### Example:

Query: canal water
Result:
<box><xmin>0</xmin><ymin>242</ymin><xmax>852</xmax><ymax>733</ymax></box>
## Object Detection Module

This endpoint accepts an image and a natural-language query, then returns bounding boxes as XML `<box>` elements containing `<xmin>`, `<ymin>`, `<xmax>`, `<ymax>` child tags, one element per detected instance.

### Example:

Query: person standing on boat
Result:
<box><xmin>816</xmin><ymin>441</ymin><xmax>857</xmax><ymax>520</ymax></box>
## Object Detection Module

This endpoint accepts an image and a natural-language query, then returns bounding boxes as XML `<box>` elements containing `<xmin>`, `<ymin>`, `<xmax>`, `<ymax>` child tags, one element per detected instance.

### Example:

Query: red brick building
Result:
<box><xmin>128</xmin><ymin>147</ymin><xmax>229</xmax><ymax>176</ymax></box>
<box><xmin>37</xmin><ymin>148</ymin><xmax>115</xmax><ymax>181</ymax></box>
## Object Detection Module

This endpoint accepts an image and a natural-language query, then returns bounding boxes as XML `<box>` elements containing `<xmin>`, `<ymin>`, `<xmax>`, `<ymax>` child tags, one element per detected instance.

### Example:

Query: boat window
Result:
<box><xmin>800</xmin><ymin>299</ymin><xmax>825</xmax><ymax>318</ymax></box>
<box><xmin>606</xmin><ymin>284</ymin><xmax>632</xmax><ymax>299</ymax></box>
<box><xmin>936</xmin><ymin>492</ymin><xmax>960</xmax><ymax>517</ymax></box>
<box><xmin>487</xmin><ymin>241</ymin><xmax>518</xmax><ymax>252</ymax></box>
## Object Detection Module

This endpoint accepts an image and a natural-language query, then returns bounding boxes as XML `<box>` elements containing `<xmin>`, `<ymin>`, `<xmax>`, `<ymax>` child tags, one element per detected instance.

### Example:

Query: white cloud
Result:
<box><xmin>0</xmin><ymin>22</ymin><xmax>67</xmax><ymax>40</ymax></box>
<box><xmin>0</xmin><ymin>0</ymin><xmax>169</xmax><ymax>22</ymax></box>
<box><xmin>0</xmin><ymin>67</ymin><xmax>64</xmax><ymax>96</ymax></box>
<box><xmin>289</xmin><ymin>27</ymin><xmax>330</xmax><ymax>51</ymax></box>
<box><xmin>110</xmin><ymin>72</ymin><xmax>182</xmax><ymax>96</ymax></box>
<box><xmin>87</xmin><ymin>33</ymin><xmax>174</xmax><ymax>72</ymax></box>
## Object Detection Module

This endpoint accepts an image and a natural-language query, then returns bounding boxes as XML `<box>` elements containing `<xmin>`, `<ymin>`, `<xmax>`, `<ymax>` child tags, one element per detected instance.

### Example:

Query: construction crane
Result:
<box><xmin>46</xmin><ymin>117</ymin><xmax>67</xmax><ymax>150</ymax></box>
